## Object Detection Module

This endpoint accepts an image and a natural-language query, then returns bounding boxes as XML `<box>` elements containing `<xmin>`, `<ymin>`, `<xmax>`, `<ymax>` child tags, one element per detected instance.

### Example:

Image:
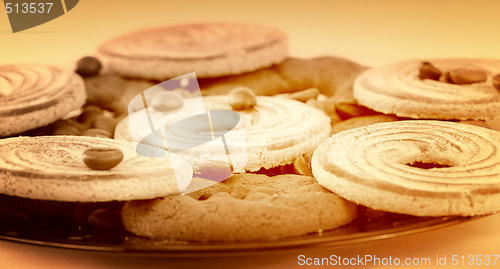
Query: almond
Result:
<box><xmin>449</xmin><ymin>68</ymin><xmax>487</xmax><ymax>84</ymax></box>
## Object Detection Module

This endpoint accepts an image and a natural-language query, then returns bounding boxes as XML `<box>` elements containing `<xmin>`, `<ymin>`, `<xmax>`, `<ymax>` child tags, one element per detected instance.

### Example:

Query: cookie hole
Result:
<box><xmin>406</xmin><ymin>161</ymin><xmax>451</xmax><ymax>169</ymax></box>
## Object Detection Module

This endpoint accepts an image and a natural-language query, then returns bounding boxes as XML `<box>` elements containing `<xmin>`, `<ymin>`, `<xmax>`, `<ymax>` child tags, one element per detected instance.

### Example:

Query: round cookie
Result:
<box><xmin>199</xmin><ymin>56</ymin><xmax>366</xmax><ymax>99</ymax></box>
<box><xmin>83</xmin><ymin>74</ymin><xmax>155</xmax><ymax>115</ymax></box>
<box><xmin>98</xmin><ymin>22</ymin><xmax>288</xmax><ymax>80</ymax></box>
<box><xmin>331</xmin><ymin>114</ymin><xmax>399</xmax><ymax>135</ymax></box>
<box><xmin>0</xmin><ymin>65</ymin><xmax>86</xmax><ymax>137</ymax></box>
<box><xmin>114</xmin><ymin>95</ymin><xmax>331</xmax><ymax>172</ymax></box>
<box><xmin>121</xmin><ymin>174</ymin><xmax>358</xmax><ymax>241</ymax></box>
<box><xmin>312</xmin><ymin>120</ymin><xmax>500</xmax><ymax>216</ymax></box>
<box><xmin>0</xmin><ymin>136</ymin><xmax>192</xmax><ymax>202</ymax></box>
<box><xmin>354</xmin><ymin>58</ymin><xmax>500</xmax><ymax>120</ymax></box>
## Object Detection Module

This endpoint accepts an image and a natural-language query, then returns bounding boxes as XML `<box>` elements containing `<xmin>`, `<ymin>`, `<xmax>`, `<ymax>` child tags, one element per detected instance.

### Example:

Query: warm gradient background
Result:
<box><xmin>1</xmin><ymin>0</ymin><xmax>500</xmax><ymax>67</ymax></box>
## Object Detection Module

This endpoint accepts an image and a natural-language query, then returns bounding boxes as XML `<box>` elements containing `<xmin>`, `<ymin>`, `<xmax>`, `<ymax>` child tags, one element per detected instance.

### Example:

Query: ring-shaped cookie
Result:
<box><xmin>312</xmin><ymin>120</ymin><xmax>500</xmax><ymax>216</ymax></box>
<box><xmin>115</xmin><ymin>96</ymin><xmax>331</xmax><ymax>172</ymax></box>
<box><xmin>354</xmin><ymin>59</ymin><xmax>500</xmax><ymax>120</ymax></box>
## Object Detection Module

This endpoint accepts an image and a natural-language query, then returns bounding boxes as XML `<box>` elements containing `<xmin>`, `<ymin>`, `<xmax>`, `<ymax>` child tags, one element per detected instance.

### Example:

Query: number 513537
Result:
<box><xmin>5</xmin><ymin>2</ymin><xmax>54</xmax><ymax>14</ymax></box>
<box><xmin>451</xmin><ymin>255</ymin><xmax>499</xmax><ymax>266</ymax></box>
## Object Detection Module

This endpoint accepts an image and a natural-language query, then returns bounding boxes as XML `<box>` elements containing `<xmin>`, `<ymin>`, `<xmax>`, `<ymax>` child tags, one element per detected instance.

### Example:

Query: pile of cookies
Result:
<box><xmin>1</xmin><ymin>22</ymin><xmax>500</xmax><ymax>243</ymax></box>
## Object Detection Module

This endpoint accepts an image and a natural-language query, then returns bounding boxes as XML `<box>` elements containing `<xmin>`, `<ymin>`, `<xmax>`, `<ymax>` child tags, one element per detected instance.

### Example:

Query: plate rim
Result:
<box><xmin>0</xmin><ymin>215</ymin><xmax>476</xmax><ymax>257</ymax></box>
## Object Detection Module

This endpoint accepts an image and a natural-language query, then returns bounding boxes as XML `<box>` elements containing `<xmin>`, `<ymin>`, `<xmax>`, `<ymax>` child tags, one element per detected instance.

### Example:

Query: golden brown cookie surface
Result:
<box><xmin>83</xmin><ymin>74</ymin><xmax>155</xmax><ymax>115</ymax></box>
<box><xmin>98</xmin><ymin>23</ymin><xmax>288</xmax><ymax>80</ymax></box>
<box><xmin>199</xmin><ymin>56</ymin><xmax>366</xmax><ymax>99</ymax></box>
<box><xmin>121</xmin><ymin>174</ymin><xmax>358</xmax><ymax>241</ymax></box>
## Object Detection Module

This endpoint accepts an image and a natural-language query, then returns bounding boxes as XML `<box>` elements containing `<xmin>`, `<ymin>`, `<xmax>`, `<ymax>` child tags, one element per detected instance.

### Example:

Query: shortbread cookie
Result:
<box><xmin>354</xmin><ymin>59</ymin><xmax>500</xmax><ymax>120</ymax></box>
<box><xmin>121</xmin><ymin>174</ymin><xmax>358</xmax><ymax>241</ymax></box>
<box><xmin>98</xmin><ymin>23</ymin><xmax>288</xmax><ymax>80</ymax></box>
<box><xmin>0</xmin><ymin>65</ymin><xmax>86</xmax><ymax>137</ymax></box>
<box><xmin>312</xmin><ymin>120</ymin><xmax>500</xmax><ymax>216</ymax></box>
<box><xmin>0</xmin><ymin>136</ymin><xmax>192</xmax><ymax>202</ymax></box>
<box><xmin>115</xmin><ymin>96</ymin><xmax>331</xmax><ymax>172</ymax></box>
<box><xmin>199</xmin><ymin>56</ymin><xmax>366</xmax><ymax>99</ymax></box>
<box><xmin>331</xmin><ymin>114</ymin><xmax>399</xmax><ymax>134</ymax></box>
<box><xmin>84</xmin><ymin>74</ymin><xmax>155</xmax><ymax>115</ymax></box>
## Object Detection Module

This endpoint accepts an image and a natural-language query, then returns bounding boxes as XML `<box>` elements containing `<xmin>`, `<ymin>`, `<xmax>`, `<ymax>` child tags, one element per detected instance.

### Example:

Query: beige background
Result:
<box><xmin>1</xmin><ymin>0</ymin><xmax>500</xmax><ymax>67</ymax></box>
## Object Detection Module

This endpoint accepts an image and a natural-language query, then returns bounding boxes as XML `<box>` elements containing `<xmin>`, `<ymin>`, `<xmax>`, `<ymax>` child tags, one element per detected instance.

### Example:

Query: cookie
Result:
<box><xmin>331</xmin><ymin>114</ymin><xmax>399</xmax><ymax>134</ymax></box>
<box><xmin>0</xmin><ymin>65</ymin><xmax>86</xmax><ymax>137</ymax></box>
<box><xmin>114</xmin><ymin>95</ymin><xmax>331</xmax><ymax>172</ymax></box>
<box><xmin>83</xmin><ymin>74</ymin><xmax>155</xmax><ymax>115</ymax></box>
<box><xmin>98</xmin><ymin>22</ymin><xmax>288</xmax><ymax>80</ymax></box>
<box><xmin>0</xmin><ymin>136</ymin><xmax>192</xmax><ymax>202</ymax></box>
<box><xmin>81</xmin><ymin>56</ymin><xmax>366</xmax><ymax>119</ymax></box>
<box><xmin>354</xmin><ymin>58</ymin><xmax>500</xmax><ymax>120</ymax></box>
<box><xmin>199</xmin><ymin>56</ymin><xmax>366</xmax><ymax>99</ymax></box>
<box><xmin>459</xmin><ymin>119</ymin><xmax>500</xmax><ymax>132</ymax></box>
<box><xmin>121</xmin><ymin>174</ymin><xmax>358</xmax><ymax>241</ymax></box>
<box><xmin>312</xmin><ymin>120</ymin><xmax>500</xmax><ymax>216</ymax></box>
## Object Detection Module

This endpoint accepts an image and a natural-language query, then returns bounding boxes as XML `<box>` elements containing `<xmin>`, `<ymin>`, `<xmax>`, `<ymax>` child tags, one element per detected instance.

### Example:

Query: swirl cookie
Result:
<box><xmin>354</xmin><ymin>59</ymin><xmax>500</xmax><ymax>120</ymax></box>
<box><xmin>115</xmin><ymin>96</ymin><xmax>331</xmax><ymax>172</ymax></box>
<box><xmin>98</xmin><ymin>22</ymin><xmax>288</xmax><ymax>80</ymax></box>
<box><xmin>0</xmin><ymin>136</ymin><xmax>192</xmax><ymax>202</ymax></box>
<box><xmin>312</xmin><ymin>120</ymin><xmax>500</xmax><ymax>216</ymax></box>
<box><xmin>121</xmin><ymin>174</ymin><xmax>358</xmax><ymax>241</ymax></box>
<box><xmin>0</xmin><ymin>65</ymin><xmax>86</xmax><ymax>137</ymax></box>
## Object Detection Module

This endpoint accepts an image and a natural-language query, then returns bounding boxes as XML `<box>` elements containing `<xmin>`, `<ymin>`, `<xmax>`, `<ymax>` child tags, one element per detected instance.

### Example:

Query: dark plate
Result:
<box><xmin>0</xmin><ymin>208</ymin><xmax>473</xmax><ymax>257</ymax></box>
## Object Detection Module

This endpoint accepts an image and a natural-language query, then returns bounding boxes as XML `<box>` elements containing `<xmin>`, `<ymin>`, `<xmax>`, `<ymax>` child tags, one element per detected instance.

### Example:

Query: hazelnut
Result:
<box><xmin>228</xmin><ymin>87</ymin><xmax>257</xmax><ymax>110</ymax></box>
<box><xmin>82</xmin><ymin>147</ymin><xmax>124</xmax><ymax>170</ymax></box>
<box><xmin>151</xmin><ymin>91</ymin><xmax>184</xmax><ymax>111</ymax></box>
<box><xmin>418</xmin><ymin>62</ymin><xmax>442</xmax><ymax>81</ymax></box>
<box><xmin>75</xmin><ymin>56</ymin><xmax>102</xmax><ymax>77</ymax></box>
